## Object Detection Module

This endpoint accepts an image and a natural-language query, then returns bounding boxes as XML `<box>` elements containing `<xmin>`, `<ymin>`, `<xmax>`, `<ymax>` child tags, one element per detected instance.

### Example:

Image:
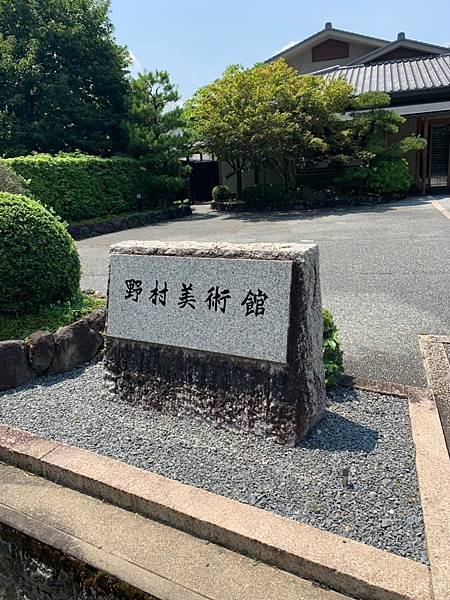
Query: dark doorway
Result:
<box><xmin>429</xmin><ymin>124</ymin><xmax>450</xmax><ymax>188</ymax></box>
<box><xmin>189</xmin><ymin>160</ymin><xmax>219</xmax><ymax>204</ymax></box>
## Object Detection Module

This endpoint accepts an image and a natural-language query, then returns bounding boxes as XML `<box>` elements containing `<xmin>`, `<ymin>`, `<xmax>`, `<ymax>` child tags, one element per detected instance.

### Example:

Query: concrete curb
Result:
<box><xmin>345</xmin><ymin>374</ymin><xmax>450</xmax><ymax>600</ymax></box>
<box><xmin>419</xmin><ymin>335</ymin><xmax>450</xmax><ymax>452</ymax></box>
<box><xmin>0</xmin><ymin>462</ymin><xmax>350</xmax><ymax>600</ymax></box>
<box><xmin>0</xmin><ymin>423</ymin><xmax>431</xmax><ymax>600</ymax></box>
<box><xmin>340</xmin><ymin>375</ymin><xmax>411</xmax><ymax>397</ymax></box>
<box><xmin>408</xmin><ymin>387</ymin><xmax>450</xmax><ymax>600</ymax></box>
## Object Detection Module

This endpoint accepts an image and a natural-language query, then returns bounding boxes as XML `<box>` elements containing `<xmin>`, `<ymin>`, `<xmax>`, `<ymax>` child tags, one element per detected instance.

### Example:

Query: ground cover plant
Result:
<box><xmin>0</xmin><ymin>292</ymin><xmax>105</xmax><ymax>341</ymax></box>
<box><xmin>322</xmin><ymin>308</ymin><xmax>344</xmax><ymax>386</ymax></box>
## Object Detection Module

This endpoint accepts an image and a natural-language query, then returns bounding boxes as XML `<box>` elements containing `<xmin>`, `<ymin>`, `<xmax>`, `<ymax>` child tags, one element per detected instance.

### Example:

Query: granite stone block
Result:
<box><xmin>104</xmin><ymin>242</ymin><xmax>326</xmax><ymax>444</ymax></box>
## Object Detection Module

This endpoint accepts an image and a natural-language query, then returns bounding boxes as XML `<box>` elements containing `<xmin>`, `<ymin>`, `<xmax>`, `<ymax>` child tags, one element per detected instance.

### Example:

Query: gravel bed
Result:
<box><xmin>0</xmin><ymin>360</ymin><xmax>427</xmax><ymax>563</ymax></box>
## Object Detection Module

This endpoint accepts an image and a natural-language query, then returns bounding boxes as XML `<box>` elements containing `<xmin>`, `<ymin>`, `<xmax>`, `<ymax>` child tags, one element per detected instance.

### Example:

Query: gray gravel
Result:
<box><xmin>0</xmin><ymin>360</ymin><xmax>427</xmax><ymax>564</ymax></box>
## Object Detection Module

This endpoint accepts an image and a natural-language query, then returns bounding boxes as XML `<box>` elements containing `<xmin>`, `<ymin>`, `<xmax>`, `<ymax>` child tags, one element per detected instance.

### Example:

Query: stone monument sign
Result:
<box><xmin>104</xmin><ymin>241</ymin><xmax>326</xmax><ymax>445</ymax></box>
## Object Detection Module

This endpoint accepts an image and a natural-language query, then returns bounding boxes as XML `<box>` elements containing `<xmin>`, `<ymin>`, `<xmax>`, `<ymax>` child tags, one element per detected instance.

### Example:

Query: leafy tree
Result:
<box><xmin>259</xmin><ymin>70</ymin><xmax>354</xmax><ymax>194</ymax></box>
<box><xmin>187</xmin><ymin>64</ymin><xmax>261</xmax><ymax>199</ymax></box>
<box><xmin>187</xmin><ymin>60</ymin><xmax>354</xmax><ymax>198</ymax></box>
<box><xmin>124</xmin><ymin>70</ymin><xmax>190</xmax><ymax>175</ymax></box>
<box><xmin>0</xmin><ymin>0</ymin><xmax>130</xmax><ymax>156</ymax></box>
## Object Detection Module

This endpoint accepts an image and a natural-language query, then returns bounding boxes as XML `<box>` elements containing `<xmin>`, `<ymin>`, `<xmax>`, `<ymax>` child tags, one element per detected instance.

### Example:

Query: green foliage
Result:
<box><xmin>368</xmin><ymin>159</ymin><xmax>411</xmax><ymax>194</ymax></box>
<box><xmin>125</xmin><ymin>70</ymin><xmax>191</xmax><ymax>175</ymax></box>
<box><xmin>0</xmin><ymin>163</ymin><xmax>28</xmax><ymax>194</ymax></box>
<box><xmin>335</xmin><ymin>167</ymin><xmax>370</xmax><ymax>193</ymax></box>
<box><xmin>0</xmin><ymin>0</ymin><xmax>130</xmax><ymax>156</ymax></box>
<box><xmin>3</xmin><ymin>154</ymin><xmax>183</xmax><ymax>221</ymax></box>
<box><xmin>187</xmin><ymin>60</ymin><xmax>354</xmax><ymax>199</ymax></box>
<box><xmin>322</xmin><ymin>308</ymin><xmax>344</xmax><ymax>386</ymax></box>
<box><xmin>0</xmin><ymin>193</ymin><xmax>80</xmax><ymax>315</ymax></box>
<box><xmin>344</xmin><ymin>92</ymin><xmax>426</xmax><ymax>164</ymax></box>
<box><xmin>141</xmin><ymin>173</ymin><xmax>185</xmax><ymax>210</ymax></box>
<box><xmin>351</xmin><ymin>91</ymin><xmax>392</xmax><ymax>111</ymax></box>
<box><xmin>336</xmin><ymin>158</ymin><xmax>411</xmax><ymax>195</ymax></box>
<box><xmin>0</xmin><ymin>292</ymin><xmax>105</xmax><ymax>341</ymax></box>
<box><xmin>242</xmin><ymin>184</ymin><xmax>285</xmax><ymax>205</ymax></box>
<box><xmin>212</xmin><ymin>185</ymin><xmax>233</xmax><ymax>201</ymax></box>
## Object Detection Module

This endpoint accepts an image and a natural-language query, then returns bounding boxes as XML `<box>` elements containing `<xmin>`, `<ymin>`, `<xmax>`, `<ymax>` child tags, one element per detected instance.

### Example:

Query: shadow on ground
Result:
<box><xmin>300</xmin><ymin>410</ymin><xmax>379</xmax><ymax>453</ymax></box>
<box><xmin>211</xmin><ymin>197</ymin><xmax>431</xmax><ymax>224</ymax></box>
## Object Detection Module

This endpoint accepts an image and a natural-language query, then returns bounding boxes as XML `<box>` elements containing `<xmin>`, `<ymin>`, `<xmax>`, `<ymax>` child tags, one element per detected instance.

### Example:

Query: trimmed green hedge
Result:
<box><xmin>3</xmin><ymin>154</ymin><xmax>184</xmax><ymax>222</ymax></box>
<box><xmin>0</xmin><ymin>193</ymin><xmax>80</xmax><ymax>315</ymax></box>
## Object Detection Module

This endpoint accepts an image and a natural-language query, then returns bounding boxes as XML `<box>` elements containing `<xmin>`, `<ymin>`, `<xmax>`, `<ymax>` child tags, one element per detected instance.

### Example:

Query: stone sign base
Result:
<box><xmin>104</xmin><ymin>242</ymin><xmax>326</xmax><ymax>445</ymax></box>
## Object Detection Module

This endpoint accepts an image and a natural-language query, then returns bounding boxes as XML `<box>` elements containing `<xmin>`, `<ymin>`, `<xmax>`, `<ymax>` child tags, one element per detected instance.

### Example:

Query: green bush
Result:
<box><xmin>3</xmin><ymin>154</ymin><xmax>184</xmax><ymax>222</ymax></box>
<box><xmin>299</xmin><ymin>186</ymin><xmax>327</xmax><ymax>208</ymax></box>
<box><xmin>336</xmin><ymin>158</ymin><xmax>411</xmax><ymax>195</ymax></box>
<box><xmin>141</xmin><ymin>173</ymin><xmax>185</xmax><ymax>210</ymax></box>
<box><xmin>212</xmin><ymin>185</ymin><xmax>233</xmax><ymax>202</ymax></box>
<box><xmin>242</xmin><ymin>183</ymin><xmax>285</xmax><ymax>205</ymax></box>
<box><xmin>0</xmin><ymin>193</ymin><xmax>80</xmax><ymax>315</ymax></box>
<box><xmin>334</xmin><ymin>166</ymin><xmax>368</xmax><ymax>193</ymax></box>
<box><xmin>0</xmin><ymin>163</ymin><xmax>28</xmax><ymax>195</ymax></box>
<box><xmin>368</xmin><ymin>158</ymin><xmax>411</xmax><ymax>194</ymax></box>
<box><xmin>322</xmin><ymin>308</ymin><xmax>344</xmax><ymax>386</ymax></box>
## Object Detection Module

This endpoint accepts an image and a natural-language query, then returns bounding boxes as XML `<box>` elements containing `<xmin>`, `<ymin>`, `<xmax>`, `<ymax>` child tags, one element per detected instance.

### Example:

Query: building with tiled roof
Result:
<box><xmin>271</xmin><ymin>24</ymin><xmax>450</xmax><ymax>191</ymax></box>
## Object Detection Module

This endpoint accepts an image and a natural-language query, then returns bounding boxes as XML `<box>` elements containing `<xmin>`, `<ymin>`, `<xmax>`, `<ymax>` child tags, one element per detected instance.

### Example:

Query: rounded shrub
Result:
<box><xmin>0</xmin><ymin>193</ymin><xmax>81</xmax><ymax>315</ymax></box>
<box><xmin>212</xmin><ymin>185</ymin><xmax>232</xmax><ymax>202</ymax></box>
<box><xmin>368</xmin><ymin>158</ymin><xmax>411</xmax><ymax>195</ymax></box>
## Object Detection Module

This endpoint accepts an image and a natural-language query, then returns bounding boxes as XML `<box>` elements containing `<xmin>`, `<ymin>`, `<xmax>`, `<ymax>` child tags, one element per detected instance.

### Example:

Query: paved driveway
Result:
<box><xmin>78</xmin><ymin>197</ymin><xmax>450</xmax><ymax>386</ymax></box>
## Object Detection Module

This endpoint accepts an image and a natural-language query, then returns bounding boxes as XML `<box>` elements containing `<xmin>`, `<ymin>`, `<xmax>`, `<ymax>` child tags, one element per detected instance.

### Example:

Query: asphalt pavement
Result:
<box><xmin>78</xmin><ymin>196</ymin><xmax>450</xmax><ymax>386</ymax></box>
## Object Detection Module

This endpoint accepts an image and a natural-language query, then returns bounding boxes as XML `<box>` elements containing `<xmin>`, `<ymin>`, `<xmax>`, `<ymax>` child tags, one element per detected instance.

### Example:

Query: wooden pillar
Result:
<box><xmin>414</xmin><ymin>118</ymin><xmax>421</xmax><ymax>189</ymax></box>
<box><xmin>421</xmin><ymin>118</ymin><xmax>429</xmax><ymax>194</ymax></box>
<box><xmin>448</xmin><ymin>126</ymin><xmax>450</xmax><ymax>188</ymax></box>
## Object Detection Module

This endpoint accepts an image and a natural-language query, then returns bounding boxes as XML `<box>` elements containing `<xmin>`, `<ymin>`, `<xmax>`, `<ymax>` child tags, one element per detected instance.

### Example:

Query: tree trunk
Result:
<box><xmin>236</xmin><ymin>168</ymin><xmax>243</xmax><ymax>201</ymax></box>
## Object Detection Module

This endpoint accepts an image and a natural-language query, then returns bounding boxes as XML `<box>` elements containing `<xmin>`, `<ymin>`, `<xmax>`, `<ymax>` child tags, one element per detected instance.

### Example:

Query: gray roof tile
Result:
<box><xmin>322</xmin><ymin>55</ymin><xmax>450</xmax><ymax>94</ymax></box>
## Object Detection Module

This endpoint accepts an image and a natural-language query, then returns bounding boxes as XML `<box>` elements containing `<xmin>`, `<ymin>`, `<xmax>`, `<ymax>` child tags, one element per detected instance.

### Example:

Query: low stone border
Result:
<box><xmin>211</xmin><ymin>194</ymin><xmax>402</xmax><ymax>213</ymax></box>
<box><xmin>0</xmin><ymin>421</ymin><xmax>433</xmax><ymax>600</ymax></box>
<box><xmin>345</xmin><ymin>374</ymin><xmax>450</xmax><ymax>600</ymax></box>
<box><xmin>68</xmin><ymin>205</ymin><xmax>192</xmax><ymax>241</ymax></box>
<box><xmin>340</xmin><ymin>374</ymin><xmax>410</xmax><ymax>397</ymax></box>
<box><xmin>0</xmin><ymin>462</ymin><xmax>347</xmax><ymax>600</ymax></box>
<box><xmin>0</xmin><ymin>309</ymin><xmax>106</xmax><ymax>392</ymax></box>
<box><xmin>419</xmin><ymin>334</ymin><xmax>450</xmax><ymax>453</ymax></box>
<box><xmin>408</xmin><ymin>387</ymin><xmax>450</xmax><ymax>600</ymax></box>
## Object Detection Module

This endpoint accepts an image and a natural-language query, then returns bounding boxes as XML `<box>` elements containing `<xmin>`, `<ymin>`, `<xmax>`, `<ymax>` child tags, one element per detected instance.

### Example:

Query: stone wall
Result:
<box><xmin>68</xmin><ymin>205</ymin><xmax>192</xmax><ymax>241</ymax></box>
<box><xmin>0</xmin><ymin>309</ymin><xmax>105</xmax><ymax>392</ymax></box>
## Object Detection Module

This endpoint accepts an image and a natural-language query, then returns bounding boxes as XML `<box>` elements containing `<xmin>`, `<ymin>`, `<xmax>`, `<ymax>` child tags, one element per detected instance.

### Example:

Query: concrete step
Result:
<box><xmin>0</xmin><ymin>462</ymin><xmax>352</xmax><ymax>600</ymax></box>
